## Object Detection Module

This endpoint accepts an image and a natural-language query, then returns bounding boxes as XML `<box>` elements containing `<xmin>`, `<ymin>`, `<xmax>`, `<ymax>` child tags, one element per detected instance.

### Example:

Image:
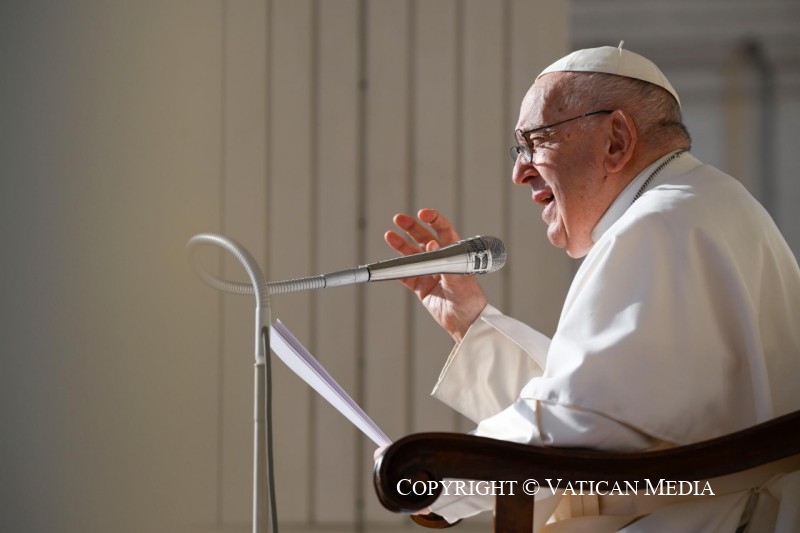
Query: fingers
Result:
<box><xmin>389</xmin><ymin>209</ymin><xmax>462</xmax><ymax>253</ymax></box>
<box><xmin>384</xmin><ymin>229</ymin><xmax>421</xmax><ymax>256</ymax></box>
<box><xmin>383</xmin><ymin>229</ymin><xmax>441</xmax><ymax>295</ymax></box>
<box><xmin>418</xmin><ymin>209</ymin><xmax>461</xmax><ymax>244</ymax></box>
<box><xmin>392</xmin><ymin>213</ymin><xmax>436</xmax><ymax>251</ymax></box>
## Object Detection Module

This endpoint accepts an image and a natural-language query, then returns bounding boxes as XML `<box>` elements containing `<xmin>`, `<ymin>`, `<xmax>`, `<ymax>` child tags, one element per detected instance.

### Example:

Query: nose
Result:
<box><xmin>512</xmin><ymin>156</ymin><xmax>538</xmax><ymax>187</ymax></box>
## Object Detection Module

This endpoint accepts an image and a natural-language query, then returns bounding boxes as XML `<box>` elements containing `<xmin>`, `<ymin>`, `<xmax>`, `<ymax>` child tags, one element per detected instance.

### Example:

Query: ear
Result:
<box><xmin>604</xmin><ymin>110</ymin><xmax>636</xmax><ymax>174</ymax></box>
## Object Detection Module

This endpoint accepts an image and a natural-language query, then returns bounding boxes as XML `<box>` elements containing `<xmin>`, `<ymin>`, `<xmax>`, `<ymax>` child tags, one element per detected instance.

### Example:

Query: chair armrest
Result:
<box><xmin>374</xmin><ymin>410</ymin><xmax>800</xmax><ymax>523</ymax></box>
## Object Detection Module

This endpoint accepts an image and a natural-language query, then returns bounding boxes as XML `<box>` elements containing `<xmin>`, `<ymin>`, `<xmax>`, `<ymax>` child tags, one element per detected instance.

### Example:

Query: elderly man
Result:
<box><xmin>383</xmin><ymin>45</ymin><xmax>800</xmax><ymax>531</ymax></box>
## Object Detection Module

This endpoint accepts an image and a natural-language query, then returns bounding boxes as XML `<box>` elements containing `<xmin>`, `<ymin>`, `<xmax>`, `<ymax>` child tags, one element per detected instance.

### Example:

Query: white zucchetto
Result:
<box><xmin>537</xmin><ymin>41</ymin><xmax>680</xmax><ymax>107</ymax></box>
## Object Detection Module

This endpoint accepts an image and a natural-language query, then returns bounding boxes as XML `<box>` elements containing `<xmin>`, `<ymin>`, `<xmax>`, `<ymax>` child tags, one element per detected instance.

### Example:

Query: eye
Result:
<box><xmin>526</xmin><ymin>137</ymin><xmax>542</xmax><ymax>154</ymax></box>
<box><xmin>529</xmin><ymin>132</ymin><xmax>555</xmax><ymax>152</ymax></box>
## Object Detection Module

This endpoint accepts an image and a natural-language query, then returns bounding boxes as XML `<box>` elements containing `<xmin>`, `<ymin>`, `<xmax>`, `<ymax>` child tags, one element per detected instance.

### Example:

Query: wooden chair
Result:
<box><xmin>374</xmin><ymin>410</ymin><xmax>800</xmax><ymax>532</ymax></box>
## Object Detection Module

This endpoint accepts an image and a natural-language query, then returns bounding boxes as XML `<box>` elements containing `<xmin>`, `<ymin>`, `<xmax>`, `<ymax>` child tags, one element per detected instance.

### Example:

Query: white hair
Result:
<box><xmin>560</xmin><ymin>72</ymin><xmax>691</xmax><ymax>152</ymax></box>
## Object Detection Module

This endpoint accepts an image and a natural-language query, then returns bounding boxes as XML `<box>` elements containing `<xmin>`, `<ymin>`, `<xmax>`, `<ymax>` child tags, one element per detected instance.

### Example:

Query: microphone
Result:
<box><xmin>267</xmin><ymin>235</ymin><xmax>506</xmax><ymax>295</ymax></box>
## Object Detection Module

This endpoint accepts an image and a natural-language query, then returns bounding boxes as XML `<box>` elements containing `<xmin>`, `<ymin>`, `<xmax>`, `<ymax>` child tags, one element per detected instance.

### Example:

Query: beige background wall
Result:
<box><xmin>0</xmin><ymin>1</ymin><xmax>569</xmax><ymax>531</ymax></box>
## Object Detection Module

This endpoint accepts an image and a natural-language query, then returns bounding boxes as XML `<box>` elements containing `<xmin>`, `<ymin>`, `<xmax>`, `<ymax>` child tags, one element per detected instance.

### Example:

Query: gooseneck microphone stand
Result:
<box><xmin>187</xmin><ymin>232</ymin><xmax>507</xmax><ymax>532</ymax></box>
<box><xmin>187</xmin><ymin>233</ymin><xmax>276</xmax><ymax>533</ymax></box>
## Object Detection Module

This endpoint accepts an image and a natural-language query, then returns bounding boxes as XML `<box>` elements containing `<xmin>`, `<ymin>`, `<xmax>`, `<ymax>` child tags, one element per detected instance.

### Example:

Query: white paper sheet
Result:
<box><xmin>270</xmin><ymin>320</ymin><xmax>391</xmax><ymax>447</ymax></box>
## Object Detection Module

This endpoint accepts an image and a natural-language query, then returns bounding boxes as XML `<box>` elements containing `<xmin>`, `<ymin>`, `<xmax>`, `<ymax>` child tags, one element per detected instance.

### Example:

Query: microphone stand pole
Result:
<box><xmin>254</xmin><ymin>302</ymin><xmax>272</xmax><ymax>533</ymax></box>
<box><xmin>186</xmin><ymin>234</ymin><xmax>277</xmax><ymax>533</ymax></box>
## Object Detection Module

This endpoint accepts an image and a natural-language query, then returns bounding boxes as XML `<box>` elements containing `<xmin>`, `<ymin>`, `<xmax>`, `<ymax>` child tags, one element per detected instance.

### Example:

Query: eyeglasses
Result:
<box><xmin>509</xmin><ymin>109</ymin><xmax>613</xmax><ymax>163</ymax></box>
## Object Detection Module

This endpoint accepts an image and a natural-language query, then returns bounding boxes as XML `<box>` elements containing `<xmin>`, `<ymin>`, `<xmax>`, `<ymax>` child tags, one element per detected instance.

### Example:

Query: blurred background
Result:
<box><xmin>1</xmin><ymin>1</ymin><xmax>797</xmax><ymax>532</ymax></box>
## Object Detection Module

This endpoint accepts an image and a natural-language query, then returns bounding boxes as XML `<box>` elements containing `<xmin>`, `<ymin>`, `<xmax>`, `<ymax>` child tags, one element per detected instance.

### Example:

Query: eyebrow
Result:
<box><xmin>517</xmin><ymin>127</ymin><xmax>555</xmax><ymax>145</ymax></box>
<box><xmin>528</xmin><ymin>128</ymin><xmax>557</xmax><ymax>139</ymax></box>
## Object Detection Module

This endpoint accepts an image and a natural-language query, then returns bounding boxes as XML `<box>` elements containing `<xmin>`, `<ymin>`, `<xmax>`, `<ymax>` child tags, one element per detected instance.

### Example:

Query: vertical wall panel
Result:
<box><xmin>221</xmin><ymin>0</ymin><xmax>269</xmax><ymax>524</ymax></box>
<box><xmin>774</xmin><ymin>99</ymin><xmax>800</xmax><ymax>253</ymax></box>
<box><xmin>313</xmin><ymin>0</ymin><xmax>361</xmax><ymax>524</ymax></box>
<box><xmin>267</xmin><ymin>0</ymin><xmax>314</xmax><ymax>523</ymax></box>
<box><xmin>506</xmin><ymin>0</ymin><xmax>572</xmax><ymax>335</ymax></box>
<box><xmin>460</xmin><ymin>0</ymin><xmax>507</xmax><ymax>309</ymax></box>
<box><xmin>362</xmin><ymin>0</ymin><xmax>413</xmax><ymax>525</ymax></box>
<box><xmin>722</xmin><ymin>57</ymin><xmax>760</xmax><ymax>196</ymax></box>
<box><xmin>410</xmin><ymin>0</ymin><xmax>461</xmax><ymax>434</ymax></box>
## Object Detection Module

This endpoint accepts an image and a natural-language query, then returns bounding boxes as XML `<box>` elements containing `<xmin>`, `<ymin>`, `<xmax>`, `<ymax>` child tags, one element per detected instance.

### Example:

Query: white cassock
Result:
<box><xmin>428</xmin><ymin>152</ymin><xmax>800</xmax><ymax>531</ymax></box>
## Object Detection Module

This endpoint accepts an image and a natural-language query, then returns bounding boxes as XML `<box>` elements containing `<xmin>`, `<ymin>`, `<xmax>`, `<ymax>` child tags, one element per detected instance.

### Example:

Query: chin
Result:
<box><xmin>564</xmin><ymin>241</ymin><xmax>592</xmax><ymax>259</ymax></box>
<box><xmin>552</xmin><ymin>232</ymin><xmax>591</xmax><ymax>258</ymax></box>
<box><xmin>565</xmin><ymin>248</ymin><xmax>589</xmax><ymax>259</ymax></box>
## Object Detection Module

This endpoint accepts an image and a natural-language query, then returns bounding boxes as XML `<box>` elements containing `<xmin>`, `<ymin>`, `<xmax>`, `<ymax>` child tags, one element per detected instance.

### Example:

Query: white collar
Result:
<box><xmin>590</xmin><ymin>150</ymin><xmax>688</xmax><ymax>244</ymax></box>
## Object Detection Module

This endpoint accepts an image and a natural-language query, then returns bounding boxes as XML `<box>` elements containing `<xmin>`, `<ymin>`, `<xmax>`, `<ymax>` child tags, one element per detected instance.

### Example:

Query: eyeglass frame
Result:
<box><xmin>510</xmin><ymin>109</ymin><xmax>613</xmax><ymax>163</ymax></box>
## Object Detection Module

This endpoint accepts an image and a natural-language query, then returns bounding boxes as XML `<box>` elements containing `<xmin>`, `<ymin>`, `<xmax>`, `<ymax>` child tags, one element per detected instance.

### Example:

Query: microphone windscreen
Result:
<box><xmin>482</xmin><ymin>236</ymin><xmax>507</xmax><ymax>271</ymax></box>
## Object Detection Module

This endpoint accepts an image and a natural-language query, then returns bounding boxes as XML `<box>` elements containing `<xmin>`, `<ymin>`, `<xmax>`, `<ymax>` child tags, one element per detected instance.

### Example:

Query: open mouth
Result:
<box><xmin>535</xmin><ymin>191</ymin><xmax>555</xmax><ymax>206</ymax></box>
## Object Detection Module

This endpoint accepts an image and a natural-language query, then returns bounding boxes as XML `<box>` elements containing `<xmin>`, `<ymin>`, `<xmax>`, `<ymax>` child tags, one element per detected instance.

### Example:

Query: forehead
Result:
<box><xmin>516</xmin><ymin>73</ymin><xmax>569</xmax><ymax>132</ymax></box>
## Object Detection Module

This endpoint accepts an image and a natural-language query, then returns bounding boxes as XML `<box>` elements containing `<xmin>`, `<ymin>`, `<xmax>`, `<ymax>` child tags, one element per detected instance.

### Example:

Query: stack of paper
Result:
<box><xmin>270</xmin><ymin>320</ymin><xmax>391</xmax><ymax>448</ymax></box>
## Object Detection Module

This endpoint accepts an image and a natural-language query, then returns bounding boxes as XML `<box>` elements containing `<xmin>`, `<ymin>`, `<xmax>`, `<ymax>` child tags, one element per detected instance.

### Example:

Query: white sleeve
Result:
<box><xmin>431</xmin><ymin>304</ymin><xmax>549</xmax><ymax>423</ymax></box>
<box><xmin>475</xmin><ymin>399</ymin><xmax>663</xmax><ymax>450</ymax></box>
<box><xmin>429</xmin><ymin>306</ymin><xmax>664</xmax><ymax>524</ymax></box>
<box><xmin>432</xmin><ymin>305</ymin><xmax>663</xmax><ymax>449</ymax></box>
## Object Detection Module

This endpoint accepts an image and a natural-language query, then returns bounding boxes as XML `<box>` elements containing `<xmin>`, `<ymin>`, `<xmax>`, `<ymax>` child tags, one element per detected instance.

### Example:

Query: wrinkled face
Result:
<box><xmin>512</xmin><ymin>73</ymin><xmax>618</xmax><ymax>258</ymax></box>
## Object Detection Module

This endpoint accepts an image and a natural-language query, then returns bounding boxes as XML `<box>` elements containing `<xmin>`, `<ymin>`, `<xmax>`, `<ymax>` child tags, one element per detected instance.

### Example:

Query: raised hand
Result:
<box><xmin>384</xmin><ymin>209</ymin><xmax>487</xmax><ymax>342</ymax></box>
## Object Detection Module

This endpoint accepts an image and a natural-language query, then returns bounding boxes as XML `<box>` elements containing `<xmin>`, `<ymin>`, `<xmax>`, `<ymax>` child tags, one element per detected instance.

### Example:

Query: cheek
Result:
<box><xmin>554</xmin><ymin>175</ymin><xmax>601</xmax><ymax>233</ymax></box>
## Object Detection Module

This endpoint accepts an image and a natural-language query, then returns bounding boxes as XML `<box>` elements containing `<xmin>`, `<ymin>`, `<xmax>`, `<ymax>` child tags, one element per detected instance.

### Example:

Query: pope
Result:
<box><xmin>382</xmin><ymin>44</ymin><xmax>800</xmax><ymax>532</ymax></box>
